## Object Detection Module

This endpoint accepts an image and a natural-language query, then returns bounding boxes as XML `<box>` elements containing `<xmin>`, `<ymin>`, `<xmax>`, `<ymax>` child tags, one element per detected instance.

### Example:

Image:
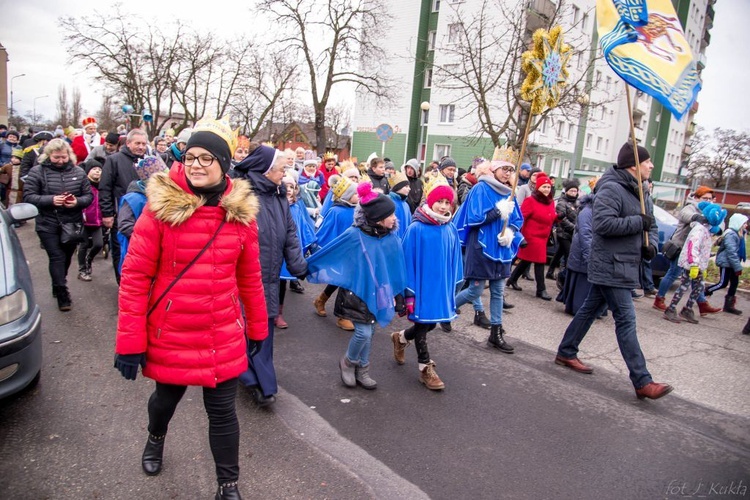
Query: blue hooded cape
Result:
<box><xmin>307</xmin><ymin>226</ymin><xmax>407</xmax><ymax>327</ymax></box>
<box><xmin>389</xmin><ymin>192</ymin><xmax>412</xmax><ymax>240</ymax></box>
<box><xmin>315</xmin><ymin>203</ymin><xmax>355</xmax><ymax>249</ymax></box>
<box><xmin>281</xmin><ymin>198</ymin><xmax>317</xmax><ymax>280</ymax></box>
<box><xmin>453</xmin><ymin>179</ymin><xmax>524</xmax><ymax>263</ymax></box>
<box><xmin>402</xmin><ymin>213</ymin><xmax>463</xmax><ymax>323</ymax></box>
<box><xmin>320</xmin><ymin>190</ymin><xmax>335</xmax><ymax>217</ymax></box>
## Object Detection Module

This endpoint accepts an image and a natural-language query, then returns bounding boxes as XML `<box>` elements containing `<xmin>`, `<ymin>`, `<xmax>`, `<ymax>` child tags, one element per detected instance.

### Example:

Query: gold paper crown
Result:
<box><xmin>263</xmin><ymin>141</ymin><xmax>276</xmax><ymax>148</ymax></box>
<box><xmin>492</xmin><ymin>145</ymin><xmax>520</xmax><ymax>165</ymax></box>
<box><xmin>323</xmin><ymin>151</ymin><xmax>336</xmax><ymax>161</ymax></box>
<box><xmin>423</xmin><ymin>173</ymin><xmax>450</xmax><ymax>201</ymax></box>
<box><xmin>359</xmin><ymin>173</ymin><xmax>371</xmax><ymax>184</ymax></box>
<box><xmin>332</xmin><ymin>176</ymin><xmax>354</xmax><ymax>200</ymax></box>
<box><xmin>193</xmin><ymin>116</ymin><xmax>239</xmax><ymax>156</ymax></box>
<box><xmin>388</xmin><ymin>170</ymin><xmax>408</xmax><ymax>188</ymax></box>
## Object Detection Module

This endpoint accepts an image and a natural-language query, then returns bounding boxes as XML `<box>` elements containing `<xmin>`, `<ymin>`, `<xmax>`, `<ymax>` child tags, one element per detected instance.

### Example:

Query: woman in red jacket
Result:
<box><xmin>507</xmin><ymin>173</ymin><xmax>557</xmax><ymax>300</ymax></box>
<box><xmin>114</xmin><ymin>118</ymin><xmax>268</xmax><ymax>500</ymax></box>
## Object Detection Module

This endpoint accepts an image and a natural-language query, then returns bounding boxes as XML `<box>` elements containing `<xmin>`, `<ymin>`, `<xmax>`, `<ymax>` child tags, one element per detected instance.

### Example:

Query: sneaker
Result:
<box><xmin>391</xmin><ymin>331</ymin><xmax>409</xmax><ymax>365</ymax></box>
<box><xmin>644</xmin><ymin>289</ymin><xmax>657</xmax><ymax>297</ymax></box>
<box><xmin>419</xmin><ymin>361</ymin><xmax>445</xmax><ymax>390</ymax></box>
<box><xmin>77</xmin><ymin>271</ymin><xmax>92</xmax><ymax>282</ymax></box>
<box><xmin>663</xmin><ymin>308</ymin><xmax>680</xmax><ymax>323</ymax></box>
<box><xmin>679</xmin><ymin>307</ymin><xmax>698</xmax><ymax>324</ymax></box>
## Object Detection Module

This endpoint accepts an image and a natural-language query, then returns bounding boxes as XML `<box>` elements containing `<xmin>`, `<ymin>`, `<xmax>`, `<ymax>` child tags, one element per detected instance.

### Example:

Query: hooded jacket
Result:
<box><xmin>716</xmin><ymin>213</ymin><xmax>748</xmax><ymax>273</ymax></box>
<box><xmin>116</xmin><ymin>165</ymin><xmax>268</xmax><ymax>387</ymax></box>
<box><xmin>566</xmin><ymin>194</ymin><xmax>595</xmax><ymax>274</ymax></box>
<box><xmin>404</xmin><ymin>161</ymin><xmax>424</xmax><ymax>213</ymax></box>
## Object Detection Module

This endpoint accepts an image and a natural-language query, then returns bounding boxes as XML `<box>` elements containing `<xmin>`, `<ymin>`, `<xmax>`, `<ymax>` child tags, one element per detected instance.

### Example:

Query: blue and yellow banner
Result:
<box><xmin>597</xmin><ymin>0</ymin><xmax>700</xmax><ymax>120</ymax></box>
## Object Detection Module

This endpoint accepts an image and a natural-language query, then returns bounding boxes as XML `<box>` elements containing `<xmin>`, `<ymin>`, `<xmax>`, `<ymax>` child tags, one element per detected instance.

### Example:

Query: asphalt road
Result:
<box><xmin>1</xmin><ymin>222</ymin><xmax>748</xmax><ymax>499</ymax></box>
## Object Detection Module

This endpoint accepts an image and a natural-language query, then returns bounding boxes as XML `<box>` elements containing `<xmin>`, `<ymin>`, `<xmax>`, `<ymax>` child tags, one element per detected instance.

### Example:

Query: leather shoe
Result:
<box><xmin>249</xmin><ymin>386</ymin><xmax>276</xmax><ymax>407</ymax></box>
<box><xmin>508</xmin><ymin>282</ymin><xmax>522</xmax><ymax>291</ymax></box>
<box><xmin>142</xmin><ymin>434</ymin><xmax>165</xmax><ymax>476</ymax></box>
<box><xmin>536</xmin><ymin>290</ymin><xmax>552</xmax><ymax>301</ymax></box>
<box><xmin>635</xmin><ymin>382</ymin><xmax>674</xmax><ymax>400</ymax></box>
<box><xmin>554</xmin><ymin>355</ymin><xmax>593</xmax><ymax>374</ymax></box>
<box><xmin>440</xmin><ymin>322</ymin><xmax>452</xmax><ymax>332</ymax></box>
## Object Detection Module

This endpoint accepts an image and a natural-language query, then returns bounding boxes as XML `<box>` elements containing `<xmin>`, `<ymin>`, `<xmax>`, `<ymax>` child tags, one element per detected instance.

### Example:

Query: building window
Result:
<box><xmin>605</xmin><ymin>138</ymin><xmax>609</xmax><ymax>152</ymax></box>
<box><xmin>562</xmin><ymin>159</ymin><xmax>570</xmax><ymax>178</ymax></box>
<box><xmin>572</xmin><ymin>5</ymin><xmax>580</xmax><ymax>24</ymax></box>
<box><xmin>540</xmin><ymin>118</ymin><xmax>548</xmax><ymax>135</ymax></box>
<box><xmin>424</xmin><ymin>68</ymin><xmax>433</xmax><ymax>88</ymax></box>
<box><xmin>448</xmin><ymin>23</ymin><xmax>462</xmax><ymax>43</ymax></box>
<box><xmin>421</xmin><ymin>109</ymin><xmax>429</xmax><ymax>125</ymax></box>
<box><xmin>596</xmin><ymin>137</ymin><xmax>603</xmax><ymax>152</ymax></box>
<box><xmin>585</xmin><ymin>133</ymin><xmax>592</xmax><ymax>149</ymax></box>
<box><xmin>567</xmin><ymin>123</ymin><xmax>575</xmax><ymax>140</ymax></box>
<box><xmin>432</xmin><ymin>0</ymin><xmax>440</xmax><ymax>12</ymax></box>
<box><xmin>551</xmin><ymin>158</ymin><xmax>560</xmax><ymax>177</ymax></box>
<box><xmin>439</xmin><ymin>104</ymin><xmax>455</xmax><ymax>124</ymax></box>
<box><xmin>536</xmin><ymin>155</ymin><xmax>545</xmax><ymax>170</ymax></box>
<box><xmin>556</xmin><ymin>121</ymin><xmax>564</xmax><ymax>139</ymax></box>
<box><xmin>576</xmin><ymin>52</ymin><xmax>583</xmax><ymax>70</ymax></box>
<box><xmin>600</xmin><ymin>107</ymin><xmax>606</xmax><ymax>120</ymax></box>
<box><xmin>595</xmin><ymin>70</ymin><xmax>602</xmax><ymax>85</ymax></box>
<box><xmin>582</xmin><ymin>13</ymin><xmax>589</xmax><ymax>31</ymax></box>
<box><xmin>428</xmin><ymin>31</ymin><xmax>437</xmax><ymax>51</ymax></box>
<box><xmin>435</xmin><ymin>144</ymin><xmax>451</xmax><ymax>159</ymax></box>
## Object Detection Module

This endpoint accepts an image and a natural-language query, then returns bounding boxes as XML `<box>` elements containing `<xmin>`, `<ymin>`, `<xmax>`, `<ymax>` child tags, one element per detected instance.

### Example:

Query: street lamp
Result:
<box><xmin>419</xmin><ymin>101</ymin><xmax>430</xmax><ymax>163</ymax></box>
<box><xmin>33</xmin><ymin>95</ymin><xmax>49</xmax><ymax>126</ymax></box>
<box><xmin>722</xmin><ymin>159</ymin><xmax>737</xmax><ymax>204</ymax></box>
<box><xmin>10</xmin><ymin>73</ymin><xmax>26</xmax><ymax>121</ymax></box>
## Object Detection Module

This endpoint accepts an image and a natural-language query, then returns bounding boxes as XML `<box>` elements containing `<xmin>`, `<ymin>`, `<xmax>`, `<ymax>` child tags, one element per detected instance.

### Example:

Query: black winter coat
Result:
<box><xmin>555</xmin><ymin>193</ymin><xmax>578</xmax><ymax>240</ymax></box>
<box><xmin>367</xmin><ymin>169</ymin><xmax>390</xmax><ymax>194</ymax></box>
<box><xmin>23</xmin><ymin>160</ymin><xmax>93</xmax><ymax>234</ymax></box>
<box><xmin>232</xmin><ymin>167</ymin><xmax>307</xmax><ymax>317</ymax></box>
<box><xmin>588</xmin><ymin>167</ymin><xmax>658</xmax><ymax>289</ymax></box>
<box><xmin>99</xmin><ymin>147</ymin><xmax>143</xmax><ymax>218</ymax></box>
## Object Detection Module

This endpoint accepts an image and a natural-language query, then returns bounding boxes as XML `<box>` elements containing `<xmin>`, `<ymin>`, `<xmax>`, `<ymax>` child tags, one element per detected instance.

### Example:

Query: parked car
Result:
<box><xmin>0</xmin><ymin>203</ymin><xmax>43</xmax><ymax>399</ymax></box>
<box><xmin>736</xmin><ymin>202</ymin><xmax>750</xmax><ymax>210</ymax></box>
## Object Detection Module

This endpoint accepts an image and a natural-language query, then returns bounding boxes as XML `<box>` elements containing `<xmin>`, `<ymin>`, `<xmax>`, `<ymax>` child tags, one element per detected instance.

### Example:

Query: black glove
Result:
<box><xmin>691</xmin><ymin>213</ymin><xmax>708</xmax><ymax>224</ymax></box>
<box><xmin>247</xmin><ymin>339</ymin><xmax>263</xmax><ymax>358</ymax></box>
<box><xmin>519</xmin><ymin>236</ymin><xmax>528</xmax><ymax>248</ymax></box>
<box><xmin>641</xmin><ymin>244</ymin><xmax>657</xmax><ymax>261</ymax></box>
<box><xmin>295</xmin><ymin>271</ymin><xmax>308</xmax><ymax>281</ymax></box>
<box><xmin>394</xmin><ymin>294</ymin><xmax>406</xmax><ymax>315</ymax></box>
<box><xmin>639</xmin><ymin>213</ymin><xmax>655</xmax><ymax>232</ymax></box>
<box><xmin>114</xmin><ymin>353</ymin><xmax>146</xmax><ymax>381</ymax></box>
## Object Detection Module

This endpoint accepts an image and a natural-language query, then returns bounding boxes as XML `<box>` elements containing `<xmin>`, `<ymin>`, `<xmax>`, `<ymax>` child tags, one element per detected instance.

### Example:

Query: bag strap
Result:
<box><xmin>147</xmin><ymin>219</ymin><xmax>226</xmax><ymax>317</ymax></box>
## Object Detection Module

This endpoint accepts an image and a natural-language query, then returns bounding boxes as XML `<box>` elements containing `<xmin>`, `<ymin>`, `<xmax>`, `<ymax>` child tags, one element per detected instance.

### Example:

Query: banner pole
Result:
<box><xmin>625</xmin><ymin>85</ymin><xmax>649</xmax><ymax>247</ymax></box>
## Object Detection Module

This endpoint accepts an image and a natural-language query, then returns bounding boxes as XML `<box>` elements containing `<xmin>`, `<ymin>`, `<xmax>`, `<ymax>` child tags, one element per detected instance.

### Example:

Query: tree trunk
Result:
<box><xmin>315</xmin><ymin>109</ymin><xmax>327</xmax><ymax>156</ymax></box>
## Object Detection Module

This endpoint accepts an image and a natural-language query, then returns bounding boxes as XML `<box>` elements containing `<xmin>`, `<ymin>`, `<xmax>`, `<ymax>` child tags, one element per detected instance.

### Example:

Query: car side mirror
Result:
<box><xmin>8</xmin><ymin>203</ymin><xmax>39</xmax><ymax>223</ymax></box>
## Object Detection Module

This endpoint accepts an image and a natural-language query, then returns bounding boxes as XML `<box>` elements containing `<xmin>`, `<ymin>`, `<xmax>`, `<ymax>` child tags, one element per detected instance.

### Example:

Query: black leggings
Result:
<box><xmin>404</xmin><ymin>323</ymin><xmax>437</xmax><ymax>364</ymax></box>
<box><xmin>706</xmin><ymin>267</ymin><xmax>739</xmax><ymax>297</ymax></box>
<box><xmin>279</xmin><ymin>280</ymin><xmax>287</xmax><ymax>306</ymax></box>
<box><xmin>548</xmin><ymin>238</ymin><xmax>571</xmax><ymax>273</ymax></box>
<box><xmin>38</xmin><ymin>230</ymin><xmax>77</xmax><ymax>287</ymax></box>
<box><xmin>509</xmin><ymin>260</ymin><xmax>546</xmax><ymax>292</ymax></box>
<box><xmin>147</xmin><ymin>378</ymin><xmax>240</xmax><ymax>485</ymax></box>
<box><xmin>324</xmin><ymin>284</ymin><xmax>338</xmax><ymax>296</ymax></box>
<box><xmin>77</xmin><ymin>226</ymin><xmax>104</xmax><ymax>272</ymax></box>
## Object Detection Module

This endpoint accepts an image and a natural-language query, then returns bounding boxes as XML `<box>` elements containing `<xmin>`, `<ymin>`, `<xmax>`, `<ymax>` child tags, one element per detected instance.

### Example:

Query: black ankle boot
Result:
<box><xmin>724</xmin><ymin>295</ymin><xmax>743</xmax><ymax>315</ymax></box>
<box><xmin>487</xmin><ymin>325</ymin><xmax>514</xmax><ymax>354</ymax></box>
<box><xmin>142</xmin><ymin>434</ymin><xmax>165</xmax><ymax>476</ymax></box>
<box><xmin>473</xmin><ymin>310</ymin><xmax>491</xmax><ymax>329</ymax></box>
<box><xmin>743</xmin><ymin>318</ymin><xmax>750</xmax><ymax>335</ymax></box>
<box><xmin>216</xmin><ymin>481</ymin><xmax>242</xmax><ymax>500</ymax></box>
<box><xmin>54</xmin><ymin>286</ymin><xmax>72</xmax><ymax>311</ymax></box>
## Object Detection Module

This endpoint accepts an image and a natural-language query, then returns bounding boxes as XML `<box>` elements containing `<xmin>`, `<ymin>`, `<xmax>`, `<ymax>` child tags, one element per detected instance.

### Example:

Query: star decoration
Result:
<box><xmin>521</xmin><ymin>25</ymin><xmax>571</xmax><ymax>115</ymax></box>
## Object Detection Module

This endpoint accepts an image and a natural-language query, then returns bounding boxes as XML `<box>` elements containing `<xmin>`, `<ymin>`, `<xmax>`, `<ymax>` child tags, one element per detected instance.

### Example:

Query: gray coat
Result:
<box><xmin>587</xmin><ymin>167</ymin><xmax>656</xmax><ymax>289</ymax></box>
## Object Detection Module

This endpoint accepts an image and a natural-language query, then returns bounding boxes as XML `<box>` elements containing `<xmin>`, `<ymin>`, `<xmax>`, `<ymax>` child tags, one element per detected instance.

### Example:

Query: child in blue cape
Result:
<box><xmin>307</xmin><ymin>182</ymin><xmax>407</xmax><ymax>390</ymax></box>
<box><xmin>392</xmin><ymin>179</ymin><xmax>462</xmax><ymax>390</ymax></box>
<box><xmin>312</xmin><ymin>175</ymin><xmax>360</xmax><ymax>331</ymax></box>
<box><xmin>320</xmin><ymin>162</ymin><xmax>361</xmax><ymax>218</ymax></box>
<box><xmin>387</xmin><ymin>170</ymin><xmax>412</xmax><ymax>240</ymax></box>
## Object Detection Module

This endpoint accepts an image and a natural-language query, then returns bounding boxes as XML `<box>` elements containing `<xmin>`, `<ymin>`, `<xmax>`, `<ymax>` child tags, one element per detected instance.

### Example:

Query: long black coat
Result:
<box><xmin>98</xmin><ymin>146</ymin><xmax>143</xmax><ymax>218</ymax></box>
<box><xmin>23</xmin><ymin>160</ymin><xmax>93</xmax><ymax>234</ymax></box>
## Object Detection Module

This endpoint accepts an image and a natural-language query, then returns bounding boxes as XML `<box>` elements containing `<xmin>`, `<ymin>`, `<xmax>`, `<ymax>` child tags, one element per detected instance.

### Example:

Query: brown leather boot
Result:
<box><xmin>336</xmin><ymin>318</ymin><xmax>355</xmax><ymax>331</ymax></box>
<box><xmin>274</xmin><ymin>305</ymin><xmax>288</xmax><ymax>329</ymax></box>
<box><xmin>419</xmin><ymin>361</ymin><xmax>445</xmax><ymax>390</ymax></box>
<box><xmin>697</xmin><ymin>299</ymin><xmax>722</xmax><ymax>316</ymax></box>
<box><xmin>652</xmin><ymin>296</ymin><xmax>667</xmax><ymax>311</ymax></box>
<box><xmin>313</xmin><ymin>292</ymin><xmax>329</xmax><ymax>317</ymax></box>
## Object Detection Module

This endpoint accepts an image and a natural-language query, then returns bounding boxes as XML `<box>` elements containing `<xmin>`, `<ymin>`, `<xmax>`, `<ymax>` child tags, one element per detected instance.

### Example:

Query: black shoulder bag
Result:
<box><xmin>147</xmin><ymin>219</ymin><xmax>226</xmax><ymax>317</ymax></box>
<box><xmin>42</xmin><ymin>168</ymin><xmax>85</xmax><ymax>245</ymax></box>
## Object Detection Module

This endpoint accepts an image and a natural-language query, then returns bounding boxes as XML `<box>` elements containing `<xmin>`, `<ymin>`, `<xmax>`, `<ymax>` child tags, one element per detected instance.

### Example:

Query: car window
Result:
<box><xmin>653</xmin><ymin>205</ymin><xmax>678</xmax><ymax>225</ymax></box>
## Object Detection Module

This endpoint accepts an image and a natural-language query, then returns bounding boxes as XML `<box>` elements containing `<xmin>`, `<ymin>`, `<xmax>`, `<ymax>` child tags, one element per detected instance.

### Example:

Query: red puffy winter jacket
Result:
<box><xmin>116</xmin><ymin>164</ymin><xmax>268</xmax><ymax>387</ymax></box>
<box><xmin>517</xmin><ymin>193</ymin><xmax>557</xmax><ymax>264</ymax></box>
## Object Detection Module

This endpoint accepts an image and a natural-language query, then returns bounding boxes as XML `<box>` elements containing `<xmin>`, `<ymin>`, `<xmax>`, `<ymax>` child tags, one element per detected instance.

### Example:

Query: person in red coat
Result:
<box><xmin>70</xmin><ymin>116</ymin><xmax>104</xmax><ymax>164</ymax></box>
<box><xmin>507</xmin><ymin>172</ymin><xmax>557</xmax><ymax>300</ymax></box>
<box><xmin>114</xmin><ymin>117</ymin><xmax>268</xmax><ymax>500</ymax></box>
<box><xmin>317</xmin><ymin>152</ymin><xmax>340</xmax><ymax>201</ymax></box>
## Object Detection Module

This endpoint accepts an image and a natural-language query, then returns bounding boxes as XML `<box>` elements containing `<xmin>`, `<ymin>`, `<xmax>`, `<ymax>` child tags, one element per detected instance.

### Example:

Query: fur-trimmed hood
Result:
<box><xmin>146</xmin><ymin>164</ymin><xmax>259</xmax><ymax>226</ymax></box>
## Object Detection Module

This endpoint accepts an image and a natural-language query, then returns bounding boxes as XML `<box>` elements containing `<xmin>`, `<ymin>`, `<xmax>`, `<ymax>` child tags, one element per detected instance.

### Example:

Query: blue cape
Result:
<box><xmin>315</xmin><ymin>204</ymin><xmax>354</xmax><ymax>249</ymax></box>
<box><xmin>320</xmin><ymin>190</ymin><xmax>334</xmax><ymax>218</ymax></box>
<box><xmin>453</xmin><ymin>180</ymin><xmax>524</xmax><ymax>263</ymax></box>
<box><xmin>389</xmin><ymin>192</ymin><xmax>412</xmax><ymax>240</ymax></box>
<box><xmin>402</xmin><ymin>219</ymin><xmax>463</xmax><ymax>322</ymax></box>
<box><xmin>307</xmin><ymin>226</ymin><xmax>407</xmax><ymax>326</ymax></box>
<box><xmin>116</xmin><ymin>191</ymin><xmax>147</xmax><ymax>274</ymax></box>
<box><xmin>281</xmin><ymin>199</ymin><xmax>317</xmax><ymax>280</ymax></box>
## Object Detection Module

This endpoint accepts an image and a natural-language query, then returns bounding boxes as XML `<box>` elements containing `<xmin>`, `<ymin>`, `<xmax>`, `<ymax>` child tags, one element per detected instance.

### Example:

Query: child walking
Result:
<box><xmin>77</xmin><ymin>159</ymin><xmax>105</xmax><ymax>281</ymax></box>
<box><xmin>664</xmin><ymin>202</ymin><xmax>726</xmax><ymax>324</ymax></box>
<box><xmin>706</xmin><ymin>213</ymin><xmax>747</xmax><ymax>315</ymax></box>
<box><xmin>307</xmin><ymin>183</ymin><xmax>407</xmax><ymax>390</ymax></box>
<box><xmin>393</xmin><ymin>177</ymin><xmax>462</xmax><ymax>390</ymax></box>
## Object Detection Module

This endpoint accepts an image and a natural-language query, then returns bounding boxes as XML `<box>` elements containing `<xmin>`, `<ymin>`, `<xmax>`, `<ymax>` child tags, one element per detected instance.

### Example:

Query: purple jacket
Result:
<box><xmin>82</xmin><ymin>185</ymin><xmax>102</xmax><ymax>227</ymax></box>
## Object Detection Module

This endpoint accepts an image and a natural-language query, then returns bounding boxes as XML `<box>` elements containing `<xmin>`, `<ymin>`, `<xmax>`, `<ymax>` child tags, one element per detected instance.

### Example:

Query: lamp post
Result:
<box><xmin>33</xmin><ymin>95</ymin><xmax>49</xmax><ymax>126</ymax></box>
<box><xmin>10</xmin><ymin>73</ymin><xmax>26</xmax><ymax>121</ymax></box>
<box><xmin>419</xmin><ymin>101</ymin><xmax>430</xmax><ymax>164</ymax></box>
<box><xmin>722</xmin><ymin>159</ymin><xmax>736</xmax><ymax>204</ymax></box>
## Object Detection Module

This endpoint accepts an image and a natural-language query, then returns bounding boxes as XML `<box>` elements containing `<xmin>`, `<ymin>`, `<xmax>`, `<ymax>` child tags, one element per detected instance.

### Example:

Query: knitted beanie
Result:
<box><xmin>358</xmin><ymin>182</ymin><xmax>395</xmax><ymax>223</ymax></box>
<box><xmin>427</xmin><ymin>184</ymin><xmax>455</xmax><ymax>207</ymax></box>
<box><xmin>616</xmin><ymin>142</ymin><xmax>651</xmax><ymax>169</ymax></box>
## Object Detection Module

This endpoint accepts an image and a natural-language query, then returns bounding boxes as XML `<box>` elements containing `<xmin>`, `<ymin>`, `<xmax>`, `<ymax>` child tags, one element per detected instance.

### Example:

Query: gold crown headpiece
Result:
<box><xmin>193</xmin><ymin>116</ymin><xmax>239</xmax><ymax>156</ymax></box>
<box><xmin>423</xmin><ymin>173</ymin><xmax>450</xmax><ymax>201</ymax></box>
<box><xmin>263</xmin><ymin>141</ymin><xmax>276</xmax><ymax>148</ymax></box>
<box><xmin>332</xmin><ymin>176</ymin><xmax>354</xmax><ymax>200</ymax></box>
<box><xmin>492</xmin><ymin>145</ymin><xmax>519</xmax><ymax>165</ymax></box>
<box><xmin>323</xmin><ymin>151</ymin><xmax>336</xmax><ymax>161</ymax></box>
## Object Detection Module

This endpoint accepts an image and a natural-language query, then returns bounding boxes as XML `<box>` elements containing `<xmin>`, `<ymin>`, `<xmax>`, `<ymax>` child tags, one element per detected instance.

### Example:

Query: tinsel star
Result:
<box><xmin>521</xmin><ymin>25</ymin><xmax>571</xmax><ymax>115</ymax></box>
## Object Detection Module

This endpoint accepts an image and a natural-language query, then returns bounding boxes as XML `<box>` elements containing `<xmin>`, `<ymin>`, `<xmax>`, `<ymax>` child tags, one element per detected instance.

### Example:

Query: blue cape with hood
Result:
<box><xmin>402</xmin><ymin>207</ymin><xmax>463</xmax><ymax>322</ymax></box>
<box><xmin>315</xmin><ymin>203</ymin><xmax>355</xmax><ymax>249</ymax></box>
<box><xmin>389</xmin><ymin>192</ymin><xmax>412</xmax><ymax>240</ymax></box>
<box><xmin>281</xmin><ymin>198</ymin><xmax>317</xmax><ymax>280</ymax></box>
<box><xmin>307</xmin><ymin>221</ymin><xmax>407</xmax><ymax>327</ymax></box>
<box><xmin>320</xmin><ymin>190</ymin><xmax>335</xmax><ymax>218</ymax></box>
<box><xmin>452</xmin><ymin>177</ymin><xmax>524</xmax><ymax>263</ymax></box>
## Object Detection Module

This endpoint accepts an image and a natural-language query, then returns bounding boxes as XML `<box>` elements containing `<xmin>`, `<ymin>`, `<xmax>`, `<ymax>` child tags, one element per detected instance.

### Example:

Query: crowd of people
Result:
<box><xmin>1</xmin><ymin>118</ymin><xmax>749</xmax><ymax>499</ymax></box>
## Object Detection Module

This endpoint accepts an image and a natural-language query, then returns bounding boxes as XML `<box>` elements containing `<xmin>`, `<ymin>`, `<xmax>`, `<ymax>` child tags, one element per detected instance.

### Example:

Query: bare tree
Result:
<box><xmin>685</xmin><ymin>127</ymin><xmax>750</xmax><ymax>189</ymax></box>
<box><xmin>96</xmin><ymin>94</ymin><xmax>121</xmax><ymax>133</ymax></box>
<box><xmin>55</xmin><ymin>85</ymin><xmax>71</xmax><ymax>127</ymax></box>
<box><xmin>432</xmin><ymin>0</ymin><xmax>614</xmax><ymax>149</ymax></box>
<box><xmin>259</xmin><ymin>0</ymin><xmax>393</xmax><ymax>152</ymax></box>
<box><xmin>71</xmin><ymin>87</ymin><xmax>83</xmax><ymax>127</ymax></box>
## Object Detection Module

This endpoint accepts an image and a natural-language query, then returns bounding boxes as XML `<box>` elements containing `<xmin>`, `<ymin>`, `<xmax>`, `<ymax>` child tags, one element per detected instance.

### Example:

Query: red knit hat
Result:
<box><xmin>427</xmin><ymin>184</ymin><xmax>455</xmax><ymax>207</ymax></box>
<box><xmin>535</xmin><ymin>172</ymin><xmax>553</xmax><ymax>187</ymax></box>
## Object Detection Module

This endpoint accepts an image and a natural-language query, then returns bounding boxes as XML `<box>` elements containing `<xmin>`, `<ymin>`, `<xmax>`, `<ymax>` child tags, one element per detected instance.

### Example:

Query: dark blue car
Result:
<box><xmin>0</xmin><ymin>204</ymin><xmax>43</xmax><ymax>399</ymax></box>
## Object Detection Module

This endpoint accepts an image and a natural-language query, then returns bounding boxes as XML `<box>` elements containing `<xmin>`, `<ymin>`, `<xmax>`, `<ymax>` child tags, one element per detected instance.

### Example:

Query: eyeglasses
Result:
<box><xmin>183</xmin><ymin>153</ymin><xmax>218</xmax><ymax>168</ymax></box>
<box><xmin>699</xmin><ymin>195</ymin><xmax>714</xmax><ymax>201</ymax></box>
<box><xmin>500</xmin><ymin>165</ymin><xmax>516</xmax><ymax>173</ymax></box>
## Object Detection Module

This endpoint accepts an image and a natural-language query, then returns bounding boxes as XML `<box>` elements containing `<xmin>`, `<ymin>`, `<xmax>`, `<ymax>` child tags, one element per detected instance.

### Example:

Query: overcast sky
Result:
<box><xmin>3</xmin><ymin>0</ymin><xmax>748</xmax><ymax>134</ymax></box>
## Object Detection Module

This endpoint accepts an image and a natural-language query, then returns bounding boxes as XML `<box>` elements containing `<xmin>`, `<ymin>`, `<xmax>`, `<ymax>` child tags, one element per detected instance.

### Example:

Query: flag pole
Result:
<box><xmin>624</xmin><ymin>84</ymin><xmax>649</xmax><ymax>247</ymax></box>
<box><xmin>511</xmin><ymin>110</ymin><xmax>534</xmax><ymax>201</ymax></box>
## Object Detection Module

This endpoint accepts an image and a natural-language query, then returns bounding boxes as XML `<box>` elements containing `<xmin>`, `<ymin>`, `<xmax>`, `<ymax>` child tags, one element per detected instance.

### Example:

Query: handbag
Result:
<box><xmin>661</xmin><ymin>239</ymin><xmax>681</xmax><ymax>260</ymax></box>
<box><xmin>147</xmin><ymin>219</ymin><xmax>226</xmax><ymax>317</ymax></box>
<box><xmin>60</xmin><ymin>219</ymin><xmax>85</xmax><ymax>245</ymax></box>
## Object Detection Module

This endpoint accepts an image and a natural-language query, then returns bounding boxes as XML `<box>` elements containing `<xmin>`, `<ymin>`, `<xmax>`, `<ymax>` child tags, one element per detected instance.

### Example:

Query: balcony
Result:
<box><xmin>701</xmin><ymin>30</ymin><xmax>711</xmax><ymax>49</ymax></box>
<box><xmin>697</xmin><ymin>52</ymin><xmax>707</xmax><ymax>70</ymax></box>
<box><xmin>526</xmin><ymin>0</ymin><xmax>556</xmax><ymax>33</ymax></box>
<box><xmin>683</xmin><ymin>144</ymin><xmax>692</xmax><ymax>156</ymax></box>
<box><xmin>631</xmin><ymin>92</ymin><xmax>649</xmax><ymax>119</ymax></box>
<box><xmin>690</xmin><ymin>100</ymin><xmax>700</xmax><ymax>115</ymax></box>
<box><xmin>686</xmin><ymin>121</ymin><xmax>697</xmax><ymax>136</ymax></box>
<box><xmin>707</xmin><ymin>4</ymin><xmax>715</xmax><ymax>21</ymax></box>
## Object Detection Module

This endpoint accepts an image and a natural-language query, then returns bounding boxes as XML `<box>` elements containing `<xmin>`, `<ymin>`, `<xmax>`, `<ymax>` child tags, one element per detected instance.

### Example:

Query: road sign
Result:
<box><xmin>376</xmin><ymin>123</ymin><xmax>394</xmax><ymax>142</ymax></box>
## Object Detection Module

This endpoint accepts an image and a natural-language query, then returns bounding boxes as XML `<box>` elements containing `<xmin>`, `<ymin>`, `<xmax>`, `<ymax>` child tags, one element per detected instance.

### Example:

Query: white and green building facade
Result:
<box><xmin>351</xmin><ymin>0</ymin><xmax>713</xmax><ymax>202</ymax></box>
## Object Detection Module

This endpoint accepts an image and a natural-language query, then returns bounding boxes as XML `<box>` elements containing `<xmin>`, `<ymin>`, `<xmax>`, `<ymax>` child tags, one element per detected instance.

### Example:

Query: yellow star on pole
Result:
<box><xmin>521</xmin><ymin>25</ymin><xmax>571</xmax><ymax>115</ymax></box>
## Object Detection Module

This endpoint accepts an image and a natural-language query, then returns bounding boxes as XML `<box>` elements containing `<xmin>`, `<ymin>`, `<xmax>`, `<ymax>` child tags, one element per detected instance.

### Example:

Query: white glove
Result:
<box><xmin>497</xmin><ymin>229</ymin><xmax>514</xmax><ymax>247</ymax></box>
<box><xmin>495</xmin><ymin>198</ymin><xmax>514</xmax><ymax>220</ymax></box>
